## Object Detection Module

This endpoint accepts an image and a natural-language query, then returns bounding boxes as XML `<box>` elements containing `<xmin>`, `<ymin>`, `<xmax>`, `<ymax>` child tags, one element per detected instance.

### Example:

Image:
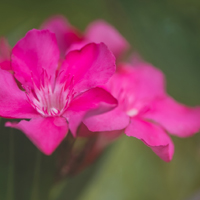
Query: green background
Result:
<box><xmin>0</xmin><ymin>0</ymin><xmax>200</xmax><ymax>199</ymax></box>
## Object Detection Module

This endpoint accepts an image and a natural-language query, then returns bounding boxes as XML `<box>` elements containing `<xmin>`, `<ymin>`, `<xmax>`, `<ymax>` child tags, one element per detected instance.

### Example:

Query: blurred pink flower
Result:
<box><xmin>40</xmin><ymin>16</ymin><xmax>130</xmax><ymax>169</ymax></box>
<box><xmin>41</xmin><ymin>16</ymin><xmax>83</xmax><ymax>57</ymax></box>
<box><xmin>41</xmin><ymin>15</ymin><xmax>129</xmax><ymax>58</ymax></box>
<box><xmin>41</xmin><ymin>15</ymin><xmax>200</xmax><ymax>163</ymax></box>
<box><xmin>0</xmin><ymin>37</ymin><xmax>12</xmax><ymax>70</ymax></box>
<box><xmin>0</xmin><ymin>29</ymin><xmax>117</xmax><ymax>155</ymax></box>
<box><xmin>83</xmin><ymin>60</ymin><xmax>200</xmax><ymax>162</ymax></box>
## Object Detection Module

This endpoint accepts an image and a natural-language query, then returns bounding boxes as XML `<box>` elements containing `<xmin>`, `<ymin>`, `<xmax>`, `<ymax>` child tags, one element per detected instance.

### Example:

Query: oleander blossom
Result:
<box><xmin>83</xmin><ymin>59</ymin><xmax>200</xmax><ymax>162</ymax></box>
<box><xmin>42</xmin><ymin>16</ymin><xmax>200</xmax><ymax>162</ymax></box>
<box><xmin>0</xmin><ymin>29</ymin><xmax>117</xmax><ymax>155</ymax></box>
<box><xmin>41</xmin><ymin>15</ymin><xmax>129</xmax><ymax>58</ymax></box>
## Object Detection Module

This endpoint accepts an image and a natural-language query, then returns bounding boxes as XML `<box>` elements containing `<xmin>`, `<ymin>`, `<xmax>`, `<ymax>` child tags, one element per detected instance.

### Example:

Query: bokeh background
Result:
<box><xmin>1</xmin><ymin>0</ymin><xmax>200</xmax><ymax>199</ymax></box>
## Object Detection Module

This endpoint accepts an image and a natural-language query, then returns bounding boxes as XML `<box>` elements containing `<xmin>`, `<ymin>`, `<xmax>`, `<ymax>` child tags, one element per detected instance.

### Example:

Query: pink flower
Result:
<box><xmin>0</xmin><ymin>29</ymin><xmax>117</xmax><ymax>155</ymax></box>
<box><xmin>0</xmin><ymin>37</ymin><xmax>12</xmax><ymax>70</ymax></box>
<box><xmin>83</xmin><ymin>60</ymin><xmax>200</xmax><ymax>162</ymax></box>
<box><xmin>41</xmin><ymin>16</ymin><xmax>83</xmax><ymax>57</ymax></box>
<box><xmin>41</xmin><ymin>15</ymin><xmax>129</xmax><ymax>58</ymax></box>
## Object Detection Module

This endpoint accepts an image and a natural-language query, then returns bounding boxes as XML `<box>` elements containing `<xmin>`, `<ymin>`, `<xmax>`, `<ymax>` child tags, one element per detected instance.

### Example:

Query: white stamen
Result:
<box><xmin>126</xmin><ymin>108</ymin><xmax>138</xmax><ymax>117</ymax></box>
<box><xmin>26</xmin><ymin>70</ymin><xmax>75</xmax><ymax>117</ymax></box>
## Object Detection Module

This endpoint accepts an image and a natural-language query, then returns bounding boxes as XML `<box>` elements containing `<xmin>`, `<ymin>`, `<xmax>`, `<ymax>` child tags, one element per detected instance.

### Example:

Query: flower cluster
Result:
<box><xmin>0</xmin><ymin>15</ymin><xmax>200</xmax><ymax>164</ymax></box>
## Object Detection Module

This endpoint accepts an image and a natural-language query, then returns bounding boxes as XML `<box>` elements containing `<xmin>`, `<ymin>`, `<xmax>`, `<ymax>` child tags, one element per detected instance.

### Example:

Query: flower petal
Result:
<box><xmin>0</xmin><ymin>68</ymin><xmax>39</xmax><ymax>118</ymax></box>
<box><xmin>125</xmin><ymin>117</ymin><xmax>174</xmax><ymax>162</ymax></box>
<box><xmin>83</xmin><ymin>107</ymin><xmax>130</xmax><ymax>132</ymax></box>
<box><xmin>61</xmin><ymin>42</ymin><xmax>116</xmax><ymax>94</ymax></box>
<box><xmin>63</xmin><ymin>87</ymin><xmax>117</xmax><ymax>136</ymax></box>
<box><xmin>6</xmin><ymin>117</ymin><xmax>68</xmax><ymax>155</ymax></box>
<box><xmin>41</xmin><ymin>15</ymin><xmax>82</xmax><ymax>55</ymax></box>
<box><xmin>143</xmin><ymin>96</ymin><xmax>200</xmax><ymax>137</ymax></box>
<box><xmin>66</xmin><ymin>40</ymin><xmax>89</xmax><ymax>54</ymax></box>
<box><xmin>0</xmin><ymin>37</ymin><xmax>11</xmax><ymax>70</ymax></box>
<box><xmin>107</xmin><ymin>63</ymin><xmax>165</xmax><ymax>113</ymax></box>
<box><xmin>85</xmin><ymin>20</ymin><xmax>129</xmax><ymax>58</ymax></box>
<box><xmin>117</xmin><ymin>63</ymin><xmax>165</xmax><ymax>100</ymax></box>
<box><xmin>11</xmin><ymin>29</ymin><xmax>60</xmax><ymax>88</ymax></box>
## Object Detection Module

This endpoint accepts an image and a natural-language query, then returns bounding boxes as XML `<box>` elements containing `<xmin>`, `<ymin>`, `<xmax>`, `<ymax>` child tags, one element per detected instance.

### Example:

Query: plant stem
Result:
<box><xmin>30</xmin><ymin>150</ymin><xmax>42</xmax><ymax>200</ymax></box>
<box><xmin>7</xmin><ymin>130</ymin><xmax>14</xmax><ymax>200</ymax></box>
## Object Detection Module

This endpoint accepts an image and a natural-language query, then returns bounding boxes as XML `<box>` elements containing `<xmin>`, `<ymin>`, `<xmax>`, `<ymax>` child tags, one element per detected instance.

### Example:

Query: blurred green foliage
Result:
<box><xmin>0</xmin><ymin>0</ymin><xmax>200</xmax><ymax>199</ymax></box>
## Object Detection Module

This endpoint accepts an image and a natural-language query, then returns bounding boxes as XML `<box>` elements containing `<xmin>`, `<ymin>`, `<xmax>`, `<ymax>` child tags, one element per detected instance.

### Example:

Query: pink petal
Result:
<box><xmin>41</xmin><ymin>15</ymin><xmax>82</xmax><ymax>55</ymax></box>
<box><xmin>0</xmin><ymin>37</ymin><xmax>11</xmax><ymax>70</ymax></box>
<box><xmin>6</xmin><ymin>117</ymin><xmax>68</xmax><ymax>155</ymax></box>
<box><xmin>0</xmin><ymin>60</ymin><xmax>11</xmax><ymax>71</ymax></box>
<box><xmin>83</xmin><ymin>107</ymin><xmax>130</xmax><ymax>132</ymax></box>
<box><xmin>0</xmin><ymin>68</ymin><xmax>39</xmax><ymax>119</ymax></box>
<box><xmin>85</xmin><ymin>20</ymin><xmax>129</xmax><ymax>58</ymax></box>
<box><xmin>118</xmin><ymin>63</ymin><xmax>165</xmax><ymax>100</ymax></box>
<box><xmin>0</xmin><ymin>37</ymin><xmax>10</xmax><ymax>58</ymax></box>
<box><xmin>66</xmin><ymin>40</ymin><xmax>89</xmax><ymax>54</ymax></box>
<box><xmin>61</xmin><ymin>42</ymin><xmax>116</xmax><ymax>94</ymax></box>
<box><xmin>143</xmin><ymin>96</ymin><xmax>200</xmax><ymax>137</ymax></box>
<box><xmin>63</xmin><ymin>87</ymin><xmax>117</xmax><ymax>136</ymax></box>
<box><xmin>125</xmin><ymin>117</ymin><xmax>174</xmax><ymax>162</ymax></box>
<box><xmin>107</xmin><ymin>63</ymin><xmax>165</xmax><ymax>113</ymax></box>
<box><xmin>11</xmin><ymin>29</ymin><xmax>60</xmax><ymax>88</ymax></box>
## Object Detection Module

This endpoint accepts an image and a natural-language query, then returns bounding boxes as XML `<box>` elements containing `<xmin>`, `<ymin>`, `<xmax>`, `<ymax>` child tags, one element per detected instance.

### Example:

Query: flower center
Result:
<box><xmin>115</xmin><ymin>87</ymin><xmax>138</xmax><ymax>117</ymax></box>
<box><xmin>126</xmin><ymin>108</ymin><xmax>138</xmax><ymax>117</ymax></box>
<box><xmin>26</xmin><ymin>70</ymin><xmax>75</xmax><ymax>117</ymax></box>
